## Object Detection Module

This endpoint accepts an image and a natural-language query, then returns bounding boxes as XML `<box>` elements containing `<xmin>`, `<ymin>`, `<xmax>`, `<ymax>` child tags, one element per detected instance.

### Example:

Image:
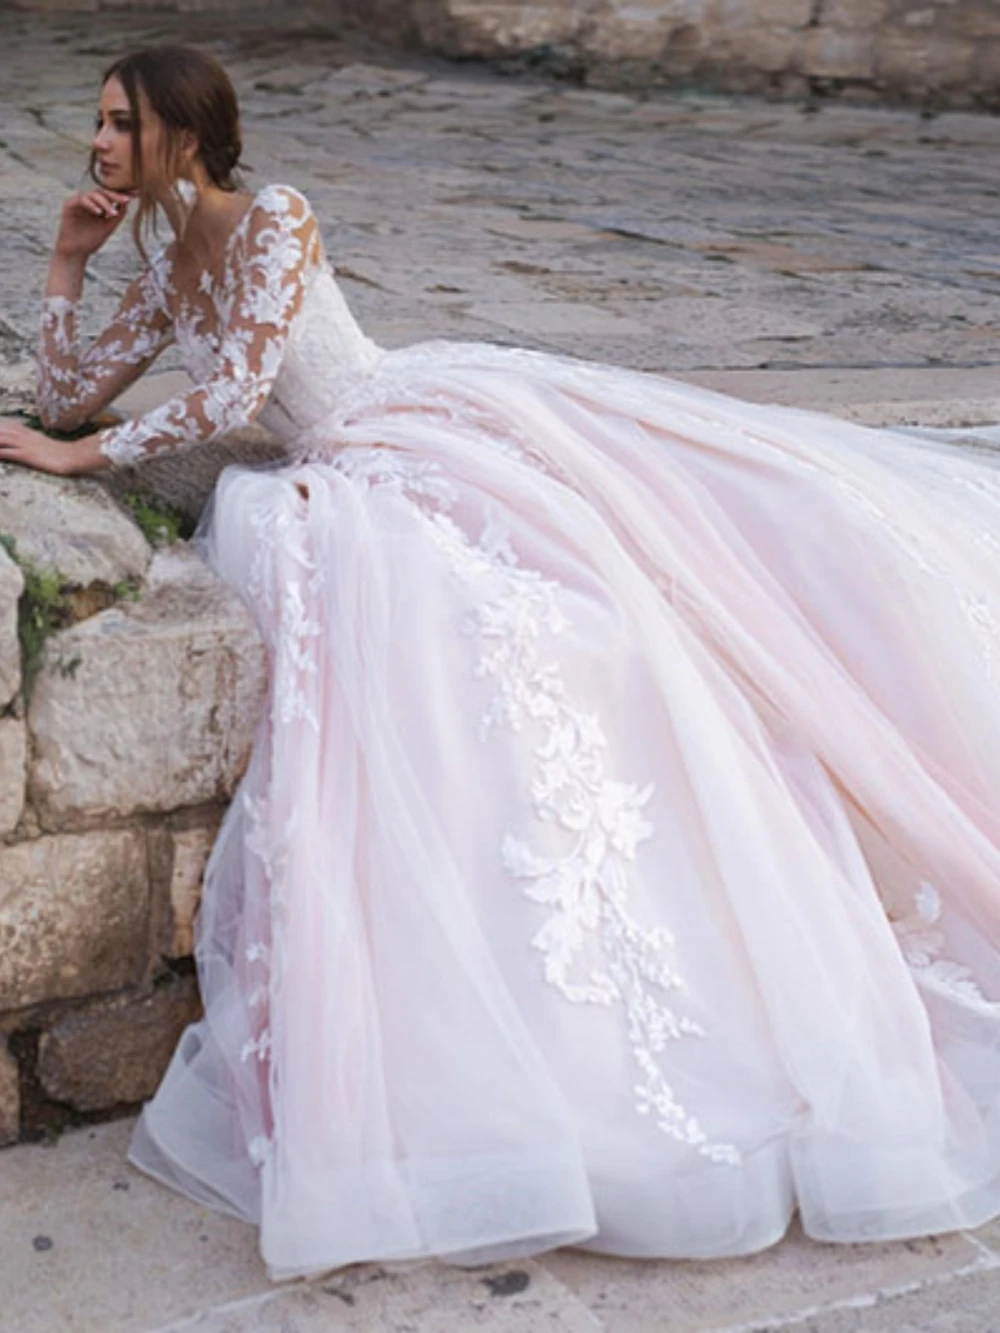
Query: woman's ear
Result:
<box><xmin>179</xmin><ymin>128</ymin><xmax>199</xmax><ymax>168</ymax></box>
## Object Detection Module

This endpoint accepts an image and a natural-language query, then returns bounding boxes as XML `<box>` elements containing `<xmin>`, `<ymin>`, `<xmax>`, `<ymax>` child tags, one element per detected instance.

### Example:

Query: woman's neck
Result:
<box><xmin>166</xmin><ymin>180</ymin><xmax>252</xmax><ymax>264</ymax></box>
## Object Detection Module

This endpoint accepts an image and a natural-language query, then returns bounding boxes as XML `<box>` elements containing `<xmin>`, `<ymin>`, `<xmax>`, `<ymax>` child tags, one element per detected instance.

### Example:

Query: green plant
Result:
<box><xmin>0</xmin><ymin>531</ymin><xmax>72</xmax><ymax>697</ymax></box>
<box><xmin>112</xmin><ymin>578</ymin><xmax>142</xmax><ymax>603</ymax></box>
<box><xmin>123</xmin><ymin>493</ymin><xmax>193</xmax><ymax>546</ymax></box>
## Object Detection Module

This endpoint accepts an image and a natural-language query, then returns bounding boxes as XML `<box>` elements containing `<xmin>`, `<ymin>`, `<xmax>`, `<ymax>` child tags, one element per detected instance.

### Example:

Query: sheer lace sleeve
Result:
<box><xmin>37</xmin><ymin>253</ymin><xmax>174</xmax><ymax>432</ymax></box>
<box><xmin>96</xmin><ymin>186</ymin><xmax>322</xmax><ymax>468</ymax></box>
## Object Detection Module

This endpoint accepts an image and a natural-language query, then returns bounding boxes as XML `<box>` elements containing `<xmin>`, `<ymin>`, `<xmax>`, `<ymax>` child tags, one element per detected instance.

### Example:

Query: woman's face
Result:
<box><xmin>92</xmin><ymin>75</ymin><xmax>166</xmax><ymax>194</ymax></box>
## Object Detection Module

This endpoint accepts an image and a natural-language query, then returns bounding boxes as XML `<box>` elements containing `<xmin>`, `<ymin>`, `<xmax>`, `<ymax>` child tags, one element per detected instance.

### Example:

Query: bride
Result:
<box><xmin>5</xmin><ymin>43</ymin><xmax>1000</xmax><ymax>1282</ymax></box>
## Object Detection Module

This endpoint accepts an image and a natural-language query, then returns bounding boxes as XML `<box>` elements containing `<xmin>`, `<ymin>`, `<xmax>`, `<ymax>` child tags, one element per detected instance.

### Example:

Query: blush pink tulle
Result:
<box><xmin>128</xmin><ymin>340</ymin><xmax>1000</xmax><ymax>1281</ymax></box>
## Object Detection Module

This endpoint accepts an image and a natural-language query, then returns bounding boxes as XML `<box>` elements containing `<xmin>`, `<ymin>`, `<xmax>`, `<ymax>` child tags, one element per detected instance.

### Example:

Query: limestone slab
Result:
<box><xmin>541</xmin><ymin>1225</ymin><xmax>984</xmax><ymax>1332</ymax></box>
<box><xmin>0</xmin><ymin>541</ymin><xmax>22</xmax><ymax>709</ymax></box>
<box><xmin>0</xmin><ymin>714</ymin><xmax>26</xmax><ymax>837</ymax></box>
<box><xmin>782</xmin><ymin>1262</ymin><xmax>1000</xmax><ymax>1332</ymax></box>
<box><xmin>0</xmin><ymin>465</ymin><xmax>150</xmax><ymax>593</ymax></box>
<box><xmin>37</xmin><ymin>975</ymin><xmax>201</xmax><ymax>1112</ymax></box>
<box><xmin>28</xmin><ymin>547</ymin><xmax>267</xmax><ymax>829</ymax></box>
<box><xmin>0</xmin><ymin>830</ymin><xmax>148</xmax><ymax>1011</ymax></box>
<box><xmin>159</xmin><ymin>1259</ymin><xmax>600</xmax><ymax>1333</ymax></box>
<box><xmin>0</xmin><ymin>1118</ymin><xmax>270</xmax><ymax>1333</ymax></box>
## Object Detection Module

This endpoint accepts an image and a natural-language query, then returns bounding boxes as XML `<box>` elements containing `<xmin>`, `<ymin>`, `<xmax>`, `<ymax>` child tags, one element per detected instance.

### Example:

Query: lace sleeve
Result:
<box><xmin>96</xmin><ymin>187</ymin><xmax>322</xmax><ymax>468</ymax></box>
<box><xmin>36</xmin><ymin>254</ymin><xmax>174</xmax><ymax>432</ymax></box>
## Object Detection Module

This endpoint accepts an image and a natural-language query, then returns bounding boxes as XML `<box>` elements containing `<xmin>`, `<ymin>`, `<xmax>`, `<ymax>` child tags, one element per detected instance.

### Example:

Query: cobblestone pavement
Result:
<box><xmin>5</xmin><ymin>10</ymin><xmax>1000</xmax><ymax>1333</ymax></box>
<box><xmin>4</xmin><ymin>9</ymin><xmax>1000</xmax><ymax>421</ymax></box>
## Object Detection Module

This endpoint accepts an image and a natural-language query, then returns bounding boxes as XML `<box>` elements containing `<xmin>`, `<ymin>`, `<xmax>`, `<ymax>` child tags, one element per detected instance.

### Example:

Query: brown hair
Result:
<box><xmin>92</xmin><ymin>46</ymin><xmax>246</xmax><ymax>258</ymax></box>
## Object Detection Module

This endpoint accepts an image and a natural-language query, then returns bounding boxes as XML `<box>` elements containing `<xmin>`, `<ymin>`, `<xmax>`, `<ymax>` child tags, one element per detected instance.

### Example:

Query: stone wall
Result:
<box><xmin>396</xmin><ymin>0</ymin><xmax>1000</xmax><ymax>106</ymax></box>
<box><xmin>8</xmin><ymin>0</ymin><xmax>1000</xmax><ymax>107</ymax></box>
<box><xmin>0</xmin><ymin>395</ymin><xmax>267</xmax><ymax>1141</ymax></box>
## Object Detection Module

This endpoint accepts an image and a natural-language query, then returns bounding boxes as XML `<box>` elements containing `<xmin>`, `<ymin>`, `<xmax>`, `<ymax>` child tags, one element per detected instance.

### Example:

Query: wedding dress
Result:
<box><xmin>36</xmin><ymin>185</ymin><xmax>1000</xmax><ymax>1279</ymax></box>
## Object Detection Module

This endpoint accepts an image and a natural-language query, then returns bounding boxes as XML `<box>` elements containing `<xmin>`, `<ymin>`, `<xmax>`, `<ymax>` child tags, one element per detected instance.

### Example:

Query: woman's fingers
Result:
<box><xmin>70</xmin><ymin>189</ymin><xmax>130</xmax><ymax>219</ymax></box>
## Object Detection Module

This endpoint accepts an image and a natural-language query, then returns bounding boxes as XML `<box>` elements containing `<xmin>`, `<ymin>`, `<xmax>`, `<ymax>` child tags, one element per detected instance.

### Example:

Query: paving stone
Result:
<box><xmin>542</xmin><ymin>1227</ymin><xmax>986</xmax><ymax>1333</ymax></box>
<box><xmin>774</xmin><ymin>1262</ymin><xmax>1000</xmax><ymax>1332</ymax></box>
<box><xmin>0</xmin><ymin>1118</ymin><xmax>269</xmax><ymax>1333</ymax></box>
<box><xmin>162</xmin><ymin>1261</ymin><xmax>601</xmax><ymax>1333</ymax></box>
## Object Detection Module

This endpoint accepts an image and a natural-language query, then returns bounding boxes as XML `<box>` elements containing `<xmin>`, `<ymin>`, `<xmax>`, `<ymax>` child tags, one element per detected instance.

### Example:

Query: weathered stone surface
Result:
<box><xmin>389</xmin><ymin>0</ymin><xmax>999</xmax><ymax>104</ymax></box>
<box><xmin>0</xmin><ymin>542</ymin><xmax>22</xmax><ymax>710</ymax></box>
<box><xmin>0</xmin><ymin>716</ymin><xmax>26</xmax><ymax>838</ymax></box>
<box><xmin>37</xmin><ymin>975</ymin><xmax>201</xmax><ymax>1112</ymax></box>
<box><xmin>802</xmin><ymin>28</ymin><xmax>877</xmax><ymax>81</ymax></box>
<box><xmin>0</xmin><ymin>467</ymin><xmax>151</xmax><ymax>597</ymax></box>
<box><xmin>0</xmin><ymin>830</ymin><xmax>148</xmax><ymax>1012</ymax></box>
<box><xmin>0</xmin><ymin>1041</ymin><xmax>19</xmax><ymax>1146</ymax></box>
<box><xmin>157</xmin><ymin>821</ymin><xmax>219</xmax><ymax>959</ymax></box>
<box><xmin>28</xmin><ymin>546</ymin><xmax>266</xmax><ymax>829</ymax></box>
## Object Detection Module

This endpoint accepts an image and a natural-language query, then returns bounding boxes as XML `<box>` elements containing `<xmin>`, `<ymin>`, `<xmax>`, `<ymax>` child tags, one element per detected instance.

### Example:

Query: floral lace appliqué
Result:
<box><xmin>430</xmin><ymin>508</ymin><xmax>739</xmax><ymax>1166</ymax></box>
<box><xmin>36</xmin><ymin>254</ymin><xmax>173</xmax><ymax>433</ymax></box>
<box><xmin>893</xmin><ymin>881</ymin><xmax>1000</xmax><ymax>1013</ymax></box>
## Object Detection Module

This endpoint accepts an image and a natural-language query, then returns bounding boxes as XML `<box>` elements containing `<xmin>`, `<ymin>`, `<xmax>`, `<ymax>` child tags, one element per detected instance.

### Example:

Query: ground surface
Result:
<box><xmin>4</xmin><ymin>9</ymin><xmax>1000</xmax><ymax>1332</ymax></box>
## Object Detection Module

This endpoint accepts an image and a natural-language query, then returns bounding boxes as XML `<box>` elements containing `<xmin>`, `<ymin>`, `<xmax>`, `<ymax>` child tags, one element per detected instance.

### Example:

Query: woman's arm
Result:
<box><xmin>94</xmin><ymin>186</ymin><xmax>320</xmax><ymax>469</ymax></box>
<box><xmin>0</xmin><ymin>186</ymin><xmax>319</xmax><ymax>476</ymax></box>
<box><xmin>36</xmin><ymin>187</ymin><xmax>173</xmax><ymax>432</ymax></box>
<box><xmin>37</xmin><ymin>261</ymin><xmax>174</xmax><ymax>433</ymax></box>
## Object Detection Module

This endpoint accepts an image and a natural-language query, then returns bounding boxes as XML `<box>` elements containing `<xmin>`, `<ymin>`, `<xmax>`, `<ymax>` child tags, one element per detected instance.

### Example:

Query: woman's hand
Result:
<box><xmin>53</xmin><ymin>188</ymin><xmax>132</xmax><ymax>262</ymax></box>
<box><xmin>0</xmin><ymin>419</ymin><xmax>107</xmax><ymax>476</ymax></box>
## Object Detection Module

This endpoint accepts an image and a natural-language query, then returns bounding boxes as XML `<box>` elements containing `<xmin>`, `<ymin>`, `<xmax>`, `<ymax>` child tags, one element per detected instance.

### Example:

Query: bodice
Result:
<box><xmin>176</xmin><ymin>262</ymin><xmax>385</xmax><ymax>445</ymax></box>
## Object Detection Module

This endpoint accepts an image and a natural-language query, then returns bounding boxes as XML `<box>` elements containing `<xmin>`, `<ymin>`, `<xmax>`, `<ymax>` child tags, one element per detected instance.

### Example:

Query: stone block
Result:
<box><xmin>875</xmin><ymin>33</ymin><xmax>976</xmax><ymax>90</ymax></box>
<box><xmin>0</xmin><ymin>716</ymin><xmax>26</xmax><ymax>838</ymax></box>
<box><xmin>543</xmin><ymin>1225</ymin><xmax>982</xmax><ymax>1331</ymax></box>
<box><xmin>152</xmin><ymin>821</ymin><xmax>220</xmax><ymax>959</ymax></box>
<box><xmin>718</xmin><ymin>0</ymin><xmax>813</xmax><ymax>27</ymax></box>
<box><xmin>0</xmin><ymin>543</ymin><xmax>22</xmax><ymax>710</ymax></box>
<box><xmin>0</xmin><ymin>1041</ymin><xmax>18</xmax><ymax>1146</ymax></box>
<box><xmin>822</xmin><ymin>0</ymin><xmax>890</xmax><ymax>30</ymax></box>
<box><xmin>37</xmin><ymin>975</ymin><xmax>201</xmax><ymax>1112</ymax></box>
<box><xmin>582</xmin><ymin>12</ymin><xmax>680</xmax><ymax>64</ymax></box>
<box><xmin>28</xmin><ymin>547</ymin><xmax>267</xmax><ymax>829</ymax></box>
<box><xmin>415</xmin><ymin>0</ymin><xmax>587</xmax><ymax>57</ymax></box>
<box><xmin>0</xmin><ymin>830</ymin><xmax>148</xmax><ymax>1012</ymax></box>
<box><xmin>0</xmin><ymin>466</ymin><xmax>150</xmax><ymax>596</ymax></box>
<box><xmin>802</xmin><ymin>28</ymin><xmax>876</xmax><ymax>80</ymax></box>
<box><xmin>721</xmin><ymin>27</ymin><xmax>801</xmax><ymax>76</ymax></box>
<box><xmin>954</xmin><ymin>2</ymin><xmax>1000</xmax><ymax>41</ymax></box>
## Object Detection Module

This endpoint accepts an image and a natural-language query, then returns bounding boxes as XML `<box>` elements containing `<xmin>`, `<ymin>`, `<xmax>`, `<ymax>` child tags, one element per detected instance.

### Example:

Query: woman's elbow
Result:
<box><xmin>36</xmin><ymin>395</ymin><xmax>87</xmax><ymax>434</ymax></box>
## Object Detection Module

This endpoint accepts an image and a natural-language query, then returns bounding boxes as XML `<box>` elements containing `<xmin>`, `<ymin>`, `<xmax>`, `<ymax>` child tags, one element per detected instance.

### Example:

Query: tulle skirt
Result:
<box><xmin>129</xmin><ymin>342</ymin><xmax>1000</xmax><ymax>1280</ymax></box>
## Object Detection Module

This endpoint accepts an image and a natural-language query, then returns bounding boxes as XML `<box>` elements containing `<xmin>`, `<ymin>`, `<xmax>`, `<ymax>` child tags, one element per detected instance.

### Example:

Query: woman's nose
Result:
<box><xmin>92</xmin><ymin>123</ymin><xmax>111</xmax><ymax>152</ymax></box>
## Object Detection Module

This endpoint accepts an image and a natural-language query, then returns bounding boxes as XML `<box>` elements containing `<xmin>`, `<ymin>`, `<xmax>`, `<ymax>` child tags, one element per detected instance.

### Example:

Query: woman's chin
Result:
<box><xmin>98</xmin><ymin>166</ymin><xmax>133</xmax><ymax>190</ymax></box>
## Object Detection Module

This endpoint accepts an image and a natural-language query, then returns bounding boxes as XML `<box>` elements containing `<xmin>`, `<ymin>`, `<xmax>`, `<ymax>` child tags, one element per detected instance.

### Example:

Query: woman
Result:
<box><xmin>4</xmin><ymin>45</ymin><xmax>1000</xmax><ymax>1282</ymax></box>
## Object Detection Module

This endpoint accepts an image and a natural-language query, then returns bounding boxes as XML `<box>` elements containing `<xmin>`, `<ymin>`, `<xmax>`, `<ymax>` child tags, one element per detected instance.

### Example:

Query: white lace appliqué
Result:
<box><xmin>93</xmin><ymin>187</ymin><xmax>321</xmax><ymax>467</ymax></box>
<box><xmin>36</xmin><ymin>255</ymin><xmax>173</xmax><ymax>433</ymax></box>
<box><xmin>893</xmin><ymin>881</ymin><xmax>1000</xmax><ymax>1013</ymax></box>
<box><xmin>430</xmin><ymin>507</ymin><xmax>739</xmax><ymax>1166</ymax></box>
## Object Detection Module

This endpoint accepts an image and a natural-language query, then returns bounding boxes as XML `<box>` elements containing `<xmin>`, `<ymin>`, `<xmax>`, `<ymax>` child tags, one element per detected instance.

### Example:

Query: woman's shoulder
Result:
<box><xmin>246</xmin><ymin>183</ymin><xmax>316</xmax><ymax>227</ymax></box>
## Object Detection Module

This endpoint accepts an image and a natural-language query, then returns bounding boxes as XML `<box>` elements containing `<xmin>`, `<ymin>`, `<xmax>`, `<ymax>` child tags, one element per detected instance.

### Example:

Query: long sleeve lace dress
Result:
<box><xmin>36</xmin><ymin>183</ymin><xmax>1000</xmax><ymax>1280</ymax></box>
